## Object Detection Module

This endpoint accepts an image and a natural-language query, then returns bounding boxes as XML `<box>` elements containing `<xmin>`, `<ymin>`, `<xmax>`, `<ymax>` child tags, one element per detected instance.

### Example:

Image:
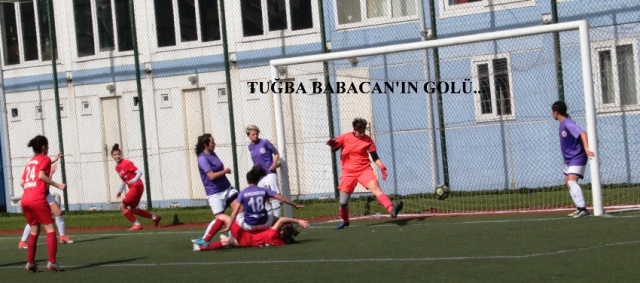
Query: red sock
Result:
<box><xmin>202</xmin><ymin>241</ymin><xmax>224</xmax><ymax>250</ymax></box>
<box><xmin>376</xmin><ymin>194</ymin><xmax>394</xmax><ymax>213</ymax></box>
<box><xmin>203</xmin><ymin>220</ymin><xmax>224</xmax><ymax>242</ymax></box>
<box><xmin>27</xmin><ymin>233</ymin><xmax>37</xmax><ymax>265</ymax></box>
<box><xmin>133</xmin><ymin>208</ymin><xmax>153</xmax><ymax>219</ymax></box>
<box><xmin>339</xmin><ymin>207</ymin><xmax>350</xmax><ymax>223</ymax></box>
<box><xmin>46</xmin><ymin>232</ymin><xmax>57</xmax><ymax>264</ymax></box>
<box><xmin>123</xmin><ymin>209</ymin><xmax>136</xmax><ymax>222</ymax></box>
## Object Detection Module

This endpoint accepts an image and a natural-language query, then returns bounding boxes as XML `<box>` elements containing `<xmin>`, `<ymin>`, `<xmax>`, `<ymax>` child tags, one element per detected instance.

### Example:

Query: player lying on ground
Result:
<box><xmin>229</xmin><ymin>165</ymin><xmax>304</xmax><ymax>233</ymax></box>
<box><xmin>111</xmin><ymin>144</ymin><xmax>161</xmax><ymax>230</ymax></box>
<box><xmin>19</xmin><ymin>161</ymin><xmax>73</xmax><ymax>249</ymax></box>
<box><xmin>326</xmin><ymin>118</ymin><xmax>403</xmax><ymax>230</ymax></box>
<box><xmin>193</xmin><ymin>213</ymin><xmax>310</xmax><ymax>251</ymax></box>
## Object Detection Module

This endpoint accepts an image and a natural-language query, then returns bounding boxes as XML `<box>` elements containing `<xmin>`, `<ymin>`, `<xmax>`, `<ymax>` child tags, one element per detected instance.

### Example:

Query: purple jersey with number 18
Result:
<box><xmin>235</xmin><ymin>185</ymin><xmax>278</xmax><ymax>225</ymax></box>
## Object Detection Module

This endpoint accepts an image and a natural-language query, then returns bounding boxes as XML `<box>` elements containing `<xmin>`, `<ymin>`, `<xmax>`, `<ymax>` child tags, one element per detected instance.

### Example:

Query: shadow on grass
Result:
<box><xmin>70</xmin><ymin>257</ymin><xmax>147</xmax><ymax>270</ymax></box>
<box><xmin>366</xmin><ymin>216</ymin><xmax>427</xmax><ymax>227</ymax></box>
<box><xmin>72</xmin><ymin>235</ymin><xmax>119</xmax><ymax>244</ymax></box>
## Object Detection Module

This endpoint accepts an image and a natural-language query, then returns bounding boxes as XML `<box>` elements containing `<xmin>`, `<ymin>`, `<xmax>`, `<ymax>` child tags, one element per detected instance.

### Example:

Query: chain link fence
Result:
<box><xmin>1</xmin><ymin>1</ymin><xmax>638</xmax><ymax>218</ymax></box>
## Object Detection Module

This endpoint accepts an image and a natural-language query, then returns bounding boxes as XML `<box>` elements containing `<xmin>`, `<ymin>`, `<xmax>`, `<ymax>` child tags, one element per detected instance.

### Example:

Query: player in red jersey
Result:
<box><xmin>20</xmin><ymin>135</ymin><xmax>66</xmax><ymax>272</ymax></box>
<box><xmin>111</xmin><ymin>144</ymin><xmax>161</xmax><ymax>231</ymax></box>
<box><xmin>193</xmin><ymin>213</ymin><xmax>309</xmax><ymax>251</ymax></box>
<box><xmin>326</xmin><ymin>118</ymin><xmax>403</xmax><ymax>230</ymax></box>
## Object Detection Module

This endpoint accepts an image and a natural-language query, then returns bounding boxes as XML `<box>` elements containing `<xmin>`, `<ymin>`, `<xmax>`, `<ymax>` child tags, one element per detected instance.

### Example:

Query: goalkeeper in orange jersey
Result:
<box><xmin>326</xmin><ymin>118</ymin><xmax>403</xmax><ymax>230</ymax></box>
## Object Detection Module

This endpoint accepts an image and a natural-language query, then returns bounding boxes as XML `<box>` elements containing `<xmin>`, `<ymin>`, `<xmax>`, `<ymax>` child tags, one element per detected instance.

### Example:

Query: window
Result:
<box><xmin>217</xmin><ymin>87</ymin><xmax>227</xmax><ymax>103</ymax></box>
<box><xmin>35</xmin><ymin>105</ymin><xmax>43</xmax><ymax>120</ymax></box>
<box><xmin>241</xmin><ymin>0</ymin><xmax>313</xmax><ymax>37</ymax></box>
<box><xmin>593</xmin><ymin>39</ymin><xmax>639</xmax><ymax>112</ymax></box>
<box><xmin>80</xmin><ymin>100</ymin><xmax>91</xmax><ymax>116</ymax></box>
<box><xmin>1</xmin><ymin>0</ymin><xmax>57</xmax><ymax>66</ymax></box>
<box><xmin>439</xmin><ymin>0</ymin><xmax>536</xmax><ymax>19</ymax></box>
<box><xmin>10</xmin><ymin>107</ymin><xmax>20</xmax><ymax>122</ymax></box>
<box><xmin>335</xmin><ymin>0</ymin><xmax>416</xmax><ymax>27</ymax></box>
<box><xmin>472</xmin><ymin>55</ymin><xmax>515</xmax><ymax>121</ymax></box>
<box><xmin>160</xmin><ymin>93</ymin><xmax>172</xmax><ymax>108</ymax></box>
<box><xmin>154</xmin><ymin>0</ymin><xmax>221</xmax><ymax>48</ymax></box>
<box><xmin>73</xmin><ymin>0</ymin><xmax>133</xmax><ymax>57</ymax></box>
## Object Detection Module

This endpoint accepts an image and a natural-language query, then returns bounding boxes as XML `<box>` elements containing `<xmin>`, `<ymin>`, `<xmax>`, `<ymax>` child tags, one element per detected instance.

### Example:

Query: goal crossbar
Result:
<box><xmin>270</xmin><ymin>20</ymin><xmax>603</xmax><ymax>216</ymax></box>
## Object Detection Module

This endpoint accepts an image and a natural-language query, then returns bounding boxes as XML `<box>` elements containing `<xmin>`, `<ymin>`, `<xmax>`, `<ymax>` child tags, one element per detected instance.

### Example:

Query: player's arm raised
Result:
<box><xmin>273</xmin><ymin>194</ymin><xmax>304</xmax><ymax>209</ymax></box>
<box><xmin>272</xmin><ymin>217</ymin><xmax>310</xmax><ymax>231</ymax></box>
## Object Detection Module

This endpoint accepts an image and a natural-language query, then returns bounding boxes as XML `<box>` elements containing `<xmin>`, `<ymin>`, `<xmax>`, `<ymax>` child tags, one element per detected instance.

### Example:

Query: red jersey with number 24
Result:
<box><xmin>21</xmin><ymin>154</ymin><xmax>52</xmax><ymax>205</ymax></box>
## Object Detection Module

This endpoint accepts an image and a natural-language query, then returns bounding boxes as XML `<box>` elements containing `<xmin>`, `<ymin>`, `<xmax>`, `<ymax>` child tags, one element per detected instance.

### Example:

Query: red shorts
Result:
<box><xmin>123</xmin><ymin>184</ymin><xmax>144</xmax><ymax>208</ymax></box>
<box><xmin>229</xmin><ymin>222</ymin><xmax>250</xmax><ymax>247</ymax></box>
<box><xmin>338</xmin><ymin>168</ymin><xmax>377</xmax><ymax>194</ymax></box>
<box><xmin>22</xmin><ymin>201</ymin><xmax>53</xmax><ymax>226</ymax></box>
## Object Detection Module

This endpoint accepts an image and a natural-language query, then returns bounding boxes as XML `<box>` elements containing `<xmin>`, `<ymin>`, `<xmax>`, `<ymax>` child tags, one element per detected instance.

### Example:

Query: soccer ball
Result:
<box><xmin>434</xmin><ymin>184</ymin><xmax>449</xmax><ymax>200</ymax></box>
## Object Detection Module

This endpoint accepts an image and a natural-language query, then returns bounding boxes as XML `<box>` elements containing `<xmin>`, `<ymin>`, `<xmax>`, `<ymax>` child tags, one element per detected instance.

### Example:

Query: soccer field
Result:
<box><xmin>2</xmin><ymin>212</ymin><xmax>640</xmax><ymax>282</ymax></box>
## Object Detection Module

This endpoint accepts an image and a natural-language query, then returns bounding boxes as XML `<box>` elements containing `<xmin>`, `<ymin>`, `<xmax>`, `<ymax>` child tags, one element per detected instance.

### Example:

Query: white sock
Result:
<box><xmin>55</xmin><ymin>216</ymin><xmax>66</xmax><ymax>236</ymax></box>
<box><xmin>270</xmin><ymin>200</ymin><xmax>281</xmax><ymax>217</ymax></box>
<box><xmin>21</xmin><ymin>224</ymin><xmax>31</xmax><ymax>242</ymax></box>
<box><xmin>568</xmin><ymin>181</ymin><xmax>586</xmax><ymax>208</ymax></box>
<box><xmin>203</xmin><ymin>219</ymin><xmax>216</xmax><ymax>238</ymax></box>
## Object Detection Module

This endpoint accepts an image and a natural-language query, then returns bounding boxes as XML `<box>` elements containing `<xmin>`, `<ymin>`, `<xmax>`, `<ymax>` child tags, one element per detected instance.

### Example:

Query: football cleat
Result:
<box><xmin>25</xmin><ymin>263</ymin><xmax>42</xmax><ymax>273</ymax></box>
<box><xmin>573</xmin><ymin>210</ymin><xmax>590</xmax><ymax>218</ymax></box>
<box><xmin>18</xmin><ymin>241</ymin><xmax>28</xmax><ymax>249</ymax></box>
<box><xmin>192</xmin><ymin>238</ymin><xmax>210</xmax><ymax>246</ymax></box>
<box><xmin>567</xmin><ymin>209</ymin><xmax>581</xmax><ymax>217</ymax></box>
<box><xmin>391</xmin><ymin>200</ymin><xmax>404</xmax><ymax>218</ymax></box>
<box><xmin>193</xmin><ymin>243</ymin><xmax>202</xmax><ymax>252</ymax></box>
<box><xmin>128</xmin><ymin>224</ymin><xmax>143</xmax><ymax>231</ymax></box>
<box><xmin>153</xmin><ymin>216</ymin><xmax>162</xmax><ymax>227</ymax></box>
<box><xmin>335</xmin><ymin>222</ymin><xmax>350</xmax><ymax>230</ymax></box>
<box><xmin>46</xmin><ymin>262</ymin><xmax>65</xmax><ymax>272</ymax></box>
<box><xmin>59</xmin><ymin>235</ymin><xmax>74</xmax><ymax>244</ymax></box>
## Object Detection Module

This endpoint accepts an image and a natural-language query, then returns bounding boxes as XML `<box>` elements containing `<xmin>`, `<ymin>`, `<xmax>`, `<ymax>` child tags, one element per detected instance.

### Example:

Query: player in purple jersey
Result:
<box><xmin>552</xmin><ymin>101</ymin><xmax>595</xmax><ymax>218</ymax></box>
<box><xmin>192</xmin><ymin>134</ymin><xmax>241</xmax><ymax>246</ymax></box>
<box><xmin>230</xmin><ymin>165</ymin><xmax>304</xmax><ymax>233</ymax></box>
<box><xmin>246</xmin><ymin>125</ymin><xmax>283</xmax><ymax>217</ymax></box>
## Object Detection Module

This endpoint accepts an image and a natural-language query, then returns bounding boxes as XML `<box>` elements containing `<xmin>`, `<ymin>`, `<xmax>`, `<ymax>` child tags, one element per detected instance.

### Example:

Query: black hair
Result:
<box><xmin>247</xmin><ymin>165</ymin><xmax>267</xmax><ymax>184</ymax></box>
<box><xmin>111</xmin><ymin>143</ymin><xmax>121</xmax><ymax>155</ymax></box>
<box><xmin>352</xmin><ymin>118</ymin><xmax>367</xmax><ymax>131</ymax></box>
<box><xmin>27</xmin><ymin>135</ymin><xmax>48</xmax><ymax>154</ymax></box>
<box><xmin>195</xmin><ymin>133</ymin><xmax>213</xmax><ymax>156</ymax></box>
<box><xmin>552</xmin><ymin>100</ymin><xmax>569</xmax><ymax>118</ymax></box>
<box><xmin>280</xmin><ymin>223</ymin><xmax>300</xmax><ymax>244</ymax></box>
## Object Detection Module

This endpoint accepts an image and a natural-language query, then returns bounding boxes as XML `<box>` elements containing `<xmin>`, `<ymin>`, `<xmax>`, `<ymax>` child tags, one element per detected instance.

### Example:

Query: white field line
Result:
<box><xmin>1</xmin><ymin>240</ymin><xmax>639</xmax><ymax>269</ymax></box>
<box><xmin>2</xmin><ymin>213</ymin><xmax>640</xmax><ymax>241</ymax></box>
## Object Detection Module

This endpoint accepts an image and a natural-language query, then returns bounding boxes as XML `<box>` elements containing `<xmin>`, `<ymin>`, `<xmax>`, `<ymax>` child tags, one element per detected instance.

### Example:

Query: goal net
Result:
<box><xmin>270</xmin><ymin>20</ymin><xmax>640</xmax><ymax>221</ymax></box>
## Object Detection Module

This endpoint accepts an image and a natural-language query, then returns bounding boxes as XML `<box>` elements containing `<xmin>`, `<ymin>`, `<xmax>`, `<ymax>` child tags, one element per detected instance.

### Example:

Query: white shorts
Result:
<box><xmin>236</xmin><ymin>213</ymin><xmax>274</xmax><ymax>231</ymax></box>
<box><xmin>207</xmin><ymin>186</ymin><xmax>239</xmax><ymax>215</ymax></box>
<box><xmin>258</xmin><ymin>173</ymin><xmax>280</xmax><ymax>194</ymax></box>
<box><xmin>46</xmin><ymin>194</ymin><xmax>61</xmax><ymax>205</ymax></box>
<box><xmin>563</xmin><ymin>165</ymin><xmax>586</xmax><ymax>179</ymax></box>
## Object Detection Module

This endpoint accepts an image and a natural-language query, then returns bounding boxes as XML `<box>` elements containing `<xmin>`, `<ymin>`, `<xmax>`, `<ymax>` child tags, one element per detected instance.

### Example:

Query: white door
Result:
<box><xmin>183</xmin><ymin>89</ymin><xmax>211</xmax><ymax>199</ymax></box>
<box><xmin>337</xmin><ymin>68</ymin><xmax>376</xmax><ymax>193</ymax></box>
<box><xmin>101</xmin><ymin>97</ymin><xmax>125</xmax><ymax>202</ymax></box>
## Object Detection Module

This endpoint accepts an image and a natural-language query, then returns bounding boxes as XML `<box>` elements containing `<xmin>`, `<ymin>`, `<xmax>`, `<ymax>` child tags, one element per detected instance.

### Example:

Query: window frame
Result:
<box><xmin>72</xmin><ymin>0</ymin><xmax>135</xmax><ymax>59</ymax></box>
<box><xmin>0</xmin><ymin>0</ymin><xmax>55</xmax><ymax>68</ymax></box>
<box><xmin>471</xmin><ymin>53</ymin><xmax>516</xmax><ymax>122</ymax></box>
<box><xmin>333</xmin><ymin>0</ymin><xmax>418</xmax><ymax>30</ymax></box>
<box><xmin>592</xmin><ymin>38</ymin><xmax>640</xmax><ymax>114</ymax></box>
<box><xmin>438</xmin><ymin>0</ymin><xmax>536</xmax><ymax>19</ymax></box>
<box><xmin>153</xmin><ymin>0</ymin><xmax>223</xmax><ymax>51</ymax></box>
<box><xmin>239</xmin><ymin>0</ymin><xmax>318</xmax><ymax>42</ymax></box>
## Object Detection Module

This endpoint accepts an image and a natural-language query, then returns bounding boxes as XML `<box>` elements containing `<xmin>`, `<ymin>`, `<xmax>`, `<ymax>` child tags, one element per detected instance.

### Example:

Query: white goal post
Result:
<box><xmin>270</xmin><ymin>20</ymin><xmax>603</xmax><ymax>217</ymax></box>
